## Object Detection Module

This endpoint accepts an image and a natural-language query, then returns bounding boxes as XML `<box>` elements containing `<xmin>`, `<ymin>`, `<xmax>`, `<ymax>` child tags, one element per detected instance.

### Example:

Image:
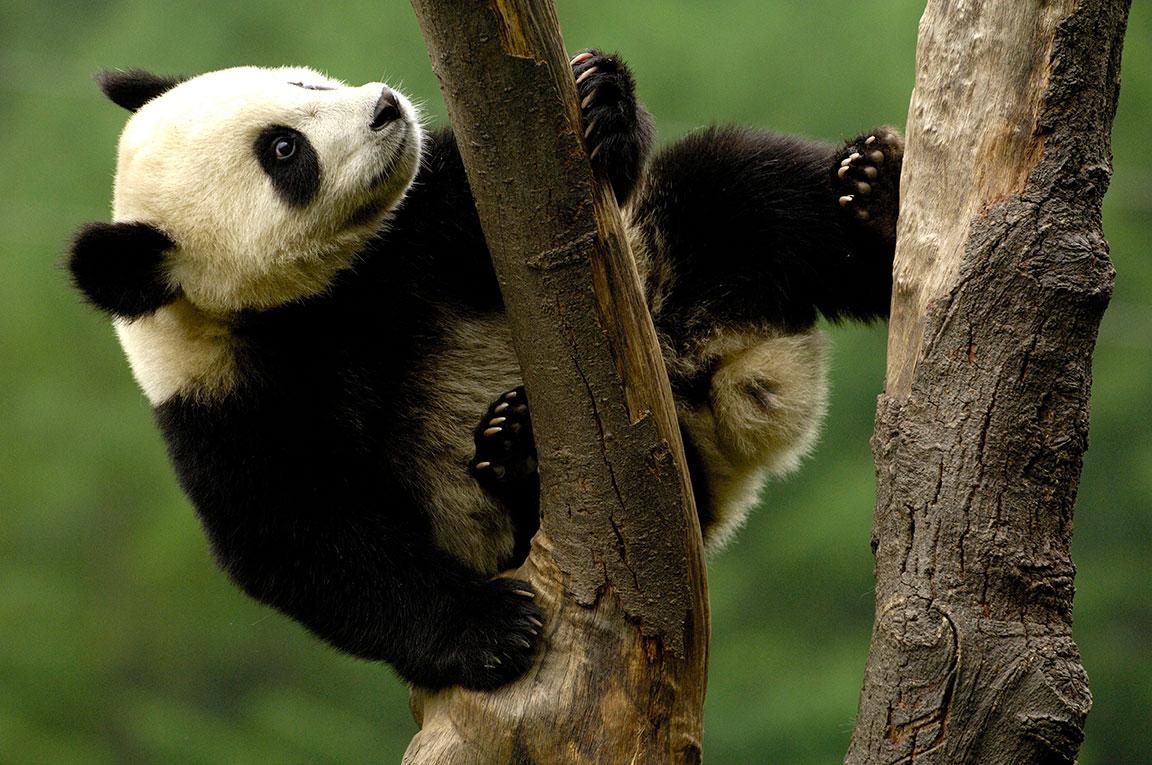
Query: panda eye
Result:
<box><xmin>272</xmin><ymin>136</ymin><xmax>296</xmax><ymax>161</ymax></box>
<box><xmin>255</xmin><ymin>125</ymin><xmax>320</xmax><ymax>207</ymax></box>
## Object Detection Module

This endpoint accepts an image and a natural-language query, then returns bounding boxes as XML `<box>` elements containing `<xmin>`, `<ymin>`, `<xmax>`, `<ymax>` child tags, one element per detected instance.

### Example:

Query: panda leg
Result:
<box><xmin>813</xmin><ymin>125</ymin><xmax>905</xmax><ymax>323</ymax></box>
<box><xmin>570</xmin><ymin>49</ymin><xmax>654</xmax><ymax>205</ymax></box>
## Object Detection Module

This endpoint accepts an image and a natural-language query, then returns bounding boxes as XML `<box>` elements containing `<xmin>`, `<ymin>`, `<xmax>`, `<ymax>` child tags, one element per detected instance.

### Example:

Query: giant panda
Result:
<box><xmin>69</xmin><ymin>52</ymin><xmax>902</xmax><ymax>690</ymax></box>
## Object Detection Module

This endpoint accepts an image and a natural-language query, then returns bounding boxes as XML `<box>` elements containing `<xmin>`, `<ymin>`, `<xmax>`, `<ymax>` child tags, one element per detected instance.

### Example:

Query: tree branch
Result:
<box><xmin>404</xmin><ymin>1</ymin><xmax>708</xmax><ymax>762</ymax></box>
<box><xmin>848</xmin><ymin>0</ymin><xmax>1130</xmax><ymax>761</ymax></box>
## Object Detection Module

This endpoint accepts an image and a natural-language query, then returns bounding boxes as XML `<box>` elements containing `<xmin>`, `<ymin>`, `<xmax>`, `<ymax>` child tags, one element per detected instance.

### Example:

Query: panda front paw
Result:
<box><xmin>470</xmin><ymin>386</ymin><xmax>538</xmax><ymax>489</ymax></box>
<box><xmin>569</xmin><ymin>48</ymin><xmax>653</xmax><ymax>203</ymax></box>
<box><xmin>432</xmin><ymin>577</ymin><xmax>544</xmax><ymax>690</ymax></box>
<box><xmin>835</xmin><ymin>126</ymin><xmax>904</xmax><ymax>244</ymax></box>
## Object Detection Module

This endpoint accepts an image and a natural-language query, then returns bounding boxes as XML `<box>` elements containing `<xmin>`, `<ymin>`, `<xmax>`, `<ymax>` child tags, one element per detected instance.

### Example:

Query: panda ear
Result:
<box><xmin>69</xmin><ymin>222</ymin><xmax>179</xmax><ymax>318</ymax></box>
<box><xmin>96</xmin><ymin>69</ymin><xmax>185</xmax><ymax>112</ymax></box>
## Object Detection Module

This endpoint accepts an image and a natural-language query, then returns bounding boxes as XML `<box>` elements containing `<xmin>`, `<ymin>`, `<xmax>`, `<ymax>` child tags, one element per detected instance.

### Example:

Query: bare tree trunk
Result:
<box><xmin>403</xmin><ymin>1</ymin><xmax>708</xmax><ymax>762</ymax></box>
<box><xmin>847</xmin><ymin>1</ymin><xmax>1130</xmax><ymax>763</ymax></box>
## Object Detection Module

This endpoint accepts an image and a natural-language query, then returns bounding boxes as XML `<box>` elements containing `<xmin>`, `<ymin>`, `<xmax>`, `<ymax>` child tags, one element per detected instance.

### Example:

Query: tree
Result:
<box><xmin>403</xmin><ymin>0</ymin><xmax>1131</xmax><ymax>761</ymax></box>
<box><xmin>846</xmin><ymin>1</ymin><xmax>1131</xmax><ymax>762</ymax></box>
<box><xmin>404</xmin><ymin>1</ymin><xmax>708</xmax><ymax>762</ymax></box>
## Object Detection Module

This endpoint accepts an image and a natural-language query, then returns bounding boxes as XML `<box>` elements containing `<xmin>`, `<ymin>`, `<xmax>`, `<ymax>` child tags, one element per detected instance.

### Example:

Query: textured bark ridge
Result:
<box><xmin>847</xmin><ymin>1</ymin><xmax>1130</xmax><ymax>763</ymax></box>
<box><xmin>405</xmin><ymin>1</ymin><xmax>708</xmax><ymax>762</ymax></box>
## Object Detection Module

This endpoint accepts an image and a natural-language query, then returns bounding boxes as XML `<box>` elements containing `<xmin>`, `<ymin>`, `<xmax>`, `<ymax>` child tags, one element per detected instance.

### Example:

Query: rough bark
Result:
<box><xmin>847</xmin><ymin>1</ymin><xmax>1129</xmax><ymax>763</ymax></box>
<box><xmin>403</xmin><ymin>1</ymin><xmax>708</xmax><ymax>762</ymax></box>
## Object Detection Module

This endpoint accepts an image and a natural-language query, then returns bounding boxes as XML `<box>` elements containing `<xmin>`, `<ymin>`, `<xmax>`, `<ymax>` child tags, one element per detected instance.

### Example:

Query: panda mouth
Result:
<box><xmin>366</xmin><ymin>132</ymin><xmax>412</xmax><ymax>189</ymax></box>
<box><xmin>346</xmin><ymin>133</ymin><xmax>415</xmax><ymax>229</ymax></box>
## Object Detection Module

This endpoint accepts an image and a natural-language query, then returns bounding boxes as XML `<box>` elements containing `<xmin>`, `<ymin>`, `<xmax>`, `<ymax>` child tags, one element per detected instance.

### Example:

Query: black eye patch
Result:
<box><xmin>254</xmin><ymin>125</ymin><xmax>322</xmax><ymax>207</ymax></box>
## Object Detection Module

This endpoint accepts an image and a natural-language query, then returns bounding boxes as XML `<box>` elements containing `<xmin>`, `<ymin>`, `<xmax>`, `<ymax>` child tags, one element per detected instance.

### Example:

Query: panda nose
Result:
<box><xmin>370</xmin><ymin>87</ymin><xmax>401</xmax><ymax>130</ymax></box>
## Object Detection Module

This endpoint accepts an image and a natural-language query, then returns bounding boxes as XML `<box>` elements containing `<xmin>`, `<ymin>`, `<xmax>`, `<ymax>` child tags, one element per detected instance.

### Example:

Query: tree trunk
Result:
<box><xmin>403</xmin><ymin>1</ymin><xmax>708</xmax><ymax>762</ymax></box>
<box><xmin>847</xmin><ymin>1</ymin><xmax>1130</xmax><ymax>763</ymax></box>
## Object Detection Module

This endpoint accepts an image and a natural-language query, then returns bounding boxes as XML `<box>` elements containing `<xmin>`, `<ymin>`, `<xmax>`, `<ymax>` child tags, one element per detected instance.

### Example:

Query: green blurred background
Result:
<box><xmin>2</xmin><ymin>1</ymin><xmax>1148</xmax><ymax>762</ymax></box>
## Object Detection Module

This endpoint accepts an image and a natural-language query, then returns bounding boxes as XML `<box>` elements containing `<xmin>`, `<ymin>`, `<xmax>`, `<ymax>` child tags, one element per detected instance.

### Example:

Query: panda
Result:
<box><xmin>69</xmin><ymin>53</ymin><xmax>902</xmax><ymax>691</ymax></box>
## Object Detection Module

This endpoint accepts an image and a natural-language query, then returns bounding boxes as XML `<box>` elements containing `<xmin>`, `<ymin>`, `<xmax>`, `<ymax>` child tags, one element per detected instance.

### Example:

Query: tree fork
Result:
<box><xmin>847</xmin><ymin>1</ymin><xmax>1130</xmax><ymax>762</ymax></box>
<box><xmin>404</xmin><ymin>1</ymin><xmax>708</xmax><ymax>762</ymax></box>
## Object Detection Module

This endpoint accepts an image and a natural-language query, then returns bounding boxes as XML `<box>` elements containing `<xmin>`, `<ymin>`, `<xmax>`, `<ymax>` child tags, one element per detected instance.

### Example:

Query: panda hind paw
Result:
<box><xmin>836</xmin><ymin>126</ymin><xmax>904</xmax><ymax>243</ymax></box>
<box><xmin>470</xmin><ymin>386</ymin><xmax>538</xmax><ymax>490</ymax></box>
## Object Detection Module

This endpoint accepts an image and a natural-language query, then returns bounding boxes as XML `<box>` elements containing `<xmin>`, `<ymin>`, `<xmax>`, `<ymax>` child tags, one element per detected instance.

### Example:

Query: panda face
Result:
<box><xmin>111</xmin><ymin>66</ymin><xmax>423</xmax><ymax>313</ymax></box>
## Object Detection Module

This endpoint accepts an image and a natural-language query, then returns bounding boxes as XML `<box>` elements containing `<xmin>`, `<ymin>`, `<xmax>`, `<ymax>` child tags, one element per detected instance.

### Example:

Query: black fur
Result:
<box><xmin>81</xmin><ymin>51</ymin><xmax>902</xmax><ymax>691</ymax></box>
<box><xmin>572</xmin><ymin>50</ymin><xmax>654</xmax><ymax>204</ymax></box>
<box><xmin>634</xmin><ymin>125</ymin><xmax>899</xmax><ymax>352</ymax></box>
<box><xmin>69</xmin><ymin>222</ymin><xmax>178</xmax><ymax>317</ymax></box>
<box><xmin>97</xmin><ymin>69</ymin><xmax>184</xmax><ymax>112</ymax></box>
<box><xmin>254</xmin><ymin>126</ymin><xmax>323</xmax><ymax>207</ymax></box>
<box><xmin>155</xmin><ymin>282</ymin><xmax>543</xmax><ymax>689</ymax></box>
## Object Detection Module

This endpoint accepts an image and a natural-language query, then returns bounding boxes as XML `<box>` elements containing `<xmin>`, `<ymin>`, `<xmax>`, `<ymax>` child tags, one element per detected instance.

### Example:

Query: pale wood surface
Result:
<box><xmin>848</xmin><ymin>1</ymin><xmax>1130</xmax><ymax>762</ymax></box>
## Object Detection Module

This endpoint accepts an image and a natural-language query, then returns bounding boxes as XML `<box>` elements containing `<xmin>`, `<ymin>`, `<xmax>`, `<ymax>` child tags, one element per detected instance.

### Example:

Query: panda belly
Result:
<box><xmin>408</xmin><ymin>315</ymin><xmax>525</xmax><ymax>576</ymax></box>
<box><xmin>409</xmin><ymin>304</ymin><xmax>828</xmax><ymax>571</ymax></box>
<box><xmin>674</xmin><ymin>328</ymin><xmax>830</xmax><ymax>550</ymax></box>
<box><xmin>627</xmin><ymin>220</ymin><xmax>832</xmax><ymax>549</ymax></box>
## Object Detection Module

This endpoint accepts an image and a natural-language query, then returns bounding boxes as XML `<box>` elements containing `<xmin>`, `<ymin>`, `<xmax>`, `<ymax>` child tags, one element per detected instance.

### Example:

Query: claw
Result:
<box><xmin>475</xmin><ymin>461</ymin><xmax>492</xmax><ymax>470</ymax></box>
<box><xmin>575</xmin><ymin>66</ymin><xmax>598</xmax><ymax>86</ymax></box>
<box><xmin>513</xmin><ymin>589</ymin><xmax>535</xmax><ymax>599</ymax></box>
<box><xmin>569</xmin><ymin>52</ymin><xmax>595</xmax><ymax>67</ymax></box>
<box><xmin>837</xmin><ymin>165</ymin><xmax>850</xmax><ymax>179</ymax></box>
<box><xmin>580</xmin><ymin>91</ymin><xmax>596</xmax><ymax>109</ymax></box>
<box><xmin>484</xmin><ymin>426</ymin><xmax>503</xmax><ymax>437</ymax></box>
<box><xmin>840</xmin><ymin>157</ymin><xmax>853</xmax><ymax>168</ymax></box>
<box><xmin>584</xmin><ymin>115</ymin><xmax>600</xmax><ymax>139</ymax></box>
<box><xmin>494</xmin><ymin>402</ymin><xmax>510</xmax><ymax>414</ymax></box>
<box><xmin>839</xmin><ymin>194</ymin><xmax>854</xmax><ymax>207</ymax></box>
<box><xmin>505</xmin><ymin>390</ymin><xmax>519</xmax><ymax>400</ymax></box>
<box><xmin>489</xmin><ymin>416</ymin><xmax>507</xmax><ymax>426</ymax></box>
<box><xmin>865</xmin><ymin>135</ymin><xmax>877</xmax><ymax>145</ymax></box>
<box><xmin>589</xmin><ymin>143</ymin><xmax>602</xmax><ymax>160</ymax></box>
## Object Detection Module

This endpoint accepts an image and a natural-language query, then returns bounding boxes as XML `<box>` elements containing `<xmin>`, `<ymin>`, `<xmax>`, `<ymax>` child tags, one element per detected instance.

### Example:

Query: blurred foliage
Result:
<box><xmin>1</xmin><ymin>1</ymin><xmax>1148</xmax><ymax>762</ymax></box>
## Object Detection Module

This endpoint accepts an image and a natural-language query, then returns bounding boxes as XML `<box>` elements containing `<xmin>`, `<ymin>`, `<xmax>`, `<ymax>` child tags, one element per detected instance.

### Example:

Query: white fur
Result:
<box><xmin>113</xmin><ymin>66</ymin><xmax>423</xmax><ymax>313</ymax></box>
<box><xmin>115</xmin><ymin>300</ymin><xmax>236</xmax><ymax>404</ymax></box>
<box><xmin>627</xmin><ymin>215</ymin><xmax>831</xmax><ymax>549</ymax></box>
<box><xmin>406</xmin><ymin>316</ymin><xmax>523</xmax><ymax>575</ymax></box>
<box><xmin>670</xmin><ymin>329</ymin><xmax>829</xmax><ymax>550</ymax></box>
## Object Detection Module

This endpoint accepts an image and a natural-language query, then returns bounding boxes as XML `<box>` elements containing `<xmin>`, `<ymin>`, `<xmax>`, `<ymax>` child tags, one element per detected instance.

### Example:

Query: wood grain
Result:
<box><xmin>405</xmin><ymin>1</ymin><xmax>708</xmax><ymax>761</ymax></box>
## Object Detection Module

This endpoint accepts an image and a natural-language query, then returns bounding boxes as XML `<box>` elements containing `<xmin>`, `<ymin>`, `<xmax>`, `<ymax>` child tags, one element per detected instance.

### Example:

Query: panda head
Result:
<box><xmin>70</xmin><ymin>66</ymin><xmax>423</xmax><ymax>317</ymax></box>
